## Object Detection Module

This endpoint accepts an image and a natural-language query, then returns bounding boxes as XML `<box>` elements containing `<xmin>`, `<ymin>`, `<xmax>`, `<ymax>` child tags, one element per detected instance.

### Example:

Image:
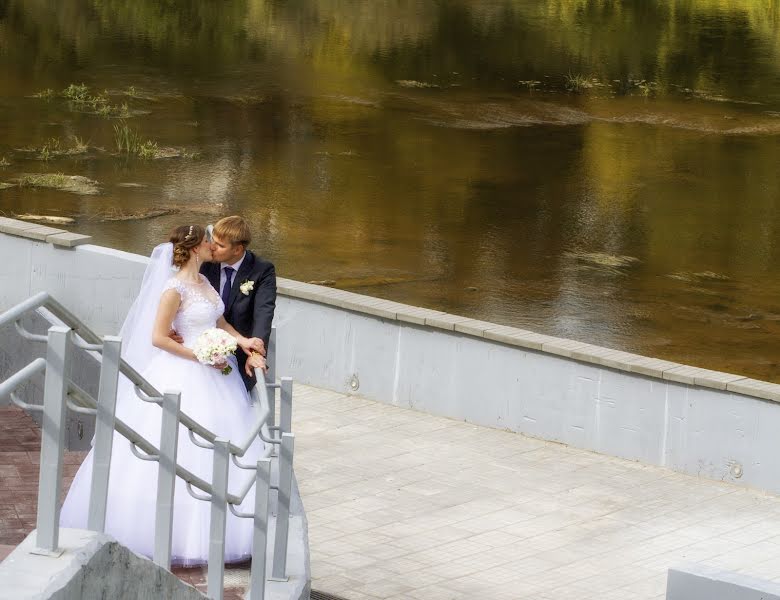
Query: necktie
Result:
<box><xmin>222</xmin><ymin>266</ymin><xmax>234</xmax><ymax>308</ymax></box>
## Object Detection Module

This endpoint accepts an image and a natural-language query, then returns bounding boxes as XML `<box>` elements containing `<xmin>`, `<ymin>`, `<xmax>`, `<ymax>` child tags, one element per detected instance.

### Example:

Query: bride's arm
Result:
<box><xmin>216</xmin><ymin>316</ymin><xmax>262</xmax><ymax>354</ymax></box>
<box><xmin>216</xmin><ymin>316</ymin><xmax>267</xmax><ymax>374</ymax></box>
<box><xmin>152</xmin><ymin>290</ymin><xmax>197</xmax><ymax>361</ymax></box>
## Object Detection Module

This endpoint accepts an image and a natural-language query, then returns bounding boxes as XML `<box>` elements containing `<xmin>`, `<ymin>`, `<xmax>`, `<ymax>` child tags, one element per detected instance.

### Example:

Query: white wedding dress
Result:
<box><xmin>60</xmin><ymin>271</ymin><xmax>264</xmax><ymax>566</ymax></box>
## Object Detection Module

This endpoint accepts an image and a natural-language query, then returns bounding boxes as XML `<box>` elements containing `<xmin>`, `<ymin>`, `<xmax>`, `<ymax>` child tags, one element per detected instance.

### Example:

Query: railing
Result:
<box><xmin>0</xmin><ymin>291</ymin><xmax>296</xmax><ymax>600</ymax></box>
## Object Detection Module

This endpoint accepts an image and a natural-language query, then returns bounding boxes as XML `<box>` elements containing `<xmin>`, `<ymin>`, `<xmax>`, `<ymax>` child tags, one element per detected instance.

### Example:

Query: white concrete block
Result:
<box><xmin>0</xmin><ymin>529</ymin><xmax>205</xmax><ymax>600</ymax></box>
<box><xmin>667</xmin><ymin>564</ymin><xmax>780</xmax><ymax>600</ymax></box>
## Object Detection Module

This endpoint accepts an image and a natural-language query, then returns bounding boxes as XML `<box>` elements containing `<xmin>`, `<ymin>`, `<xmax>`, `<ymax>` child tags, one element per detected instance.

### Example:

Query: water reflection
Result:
<box><xmin>1</xmin><ymin>0</ymin><xmax>779</xmax><ymax>381</ymax></box>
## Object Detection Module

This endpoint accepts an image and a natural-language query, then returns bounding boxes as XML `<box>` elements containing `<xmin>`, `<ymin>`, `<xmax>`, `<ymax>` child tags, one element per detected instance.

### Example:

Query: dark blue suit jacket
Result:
<box><xmin>201</xmin><ymin>250</ymin><xmax>276</xmax><ymax>390</ymax></box>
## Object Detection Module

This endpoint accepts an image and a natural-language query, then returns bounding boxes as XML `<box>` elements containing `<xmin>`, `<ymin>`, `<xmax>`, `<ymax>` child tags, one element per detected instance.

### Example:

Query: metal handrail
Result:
<box><xmin>64</xmin><ymin>359</ymin><xmax>275</xmax><ymax>507</ymax></box>
<box><xmin>0</xmin><ymin>298</ymin><xmax>277</xmax><ymax>506</ymax></box>
<box><xmin>0</xmin><ymin>293</ymin><xmax>254</xmax><ymax>458</ymax></box>
<box><xmin>0</xmin><ymin>293</ymin><xmax>294</xmax><ymax>597</ymax></box>
<box><xmin>0</xmin><ymin>357</ymin><xmax>46</xmax><ymax>399</ymax></box>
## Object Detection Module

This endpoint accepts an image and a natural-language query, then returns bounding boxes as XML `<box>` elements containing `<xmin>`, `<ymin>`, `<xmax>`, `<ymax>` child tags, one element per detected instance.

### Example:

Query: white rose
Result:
<box><xmin>240</xmin><ymin>280</ymin><xmax>254</xmax><ymax>296</ymax></box>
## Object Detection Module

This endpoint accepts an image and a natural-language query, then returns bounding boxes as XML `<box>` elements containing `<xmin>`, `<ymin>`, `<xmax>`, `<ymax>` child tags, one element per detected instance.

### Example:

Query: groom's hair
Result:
<box><xmin>214</xmin><ymin>216</ymin><xmax>251</xmax><ymax>248</ymax></box>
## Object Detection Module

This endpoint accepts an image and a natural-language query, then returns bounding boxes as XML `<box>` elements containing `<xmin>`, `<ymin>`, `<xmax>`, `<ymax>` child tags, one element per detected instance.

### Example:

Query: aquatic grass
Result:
<box><xmin>564</xmin><ymin>72</ymin><xmax>592</xmax><ymax>94</ymax></box>
<box><xmin>0</xmin><ymin>157</ymin><xmax>10</xmax><ymax>167</ymax></box>
<box><xmin>39</xmin><ymin>137</ymin><xmax>61</xmax><ymax>161</ymax></box>
<box><xmin>17</xmin><ymin>172</ymin><xmax>99</xmax><ymax>195</ymax></box>
<box><xmin>32</xmin><ymin>89</ymin><xmax>55</xmax><ymax>100</ymax></box>
<box><xmin>62</xmin><ymin>83</ymin><xmax>91</xmax><ymax>102</ymax></box>
<box><xmin>19</xmin><ymin>172</ymin><xmax>69</xmax><ymax>188</ymax></box>
<box><xmin>61</xmin><ymin>83</ymin><xmax>132</xmax><ymax>118</ymax></box>
<box><xmin>114</xmin><ymin>121</ymin><xmax>159</xmax><ymax>158</ymax></box>
<box><xmin>69</xmin><ymin>136</ymin><xmax>89</xmax><ymax>154</ymax></box>
<box><xmin>180</xmin><ymin>148</ymin><xmax>201</xmax><ymax>160</ymax></box>
<box><xmin>113</xmin><ymin>121</ymin><xmax>142</xmax><ymax>155</ymax></box>
<box><xmin>518</xmin><ymin>80</ymin><xmax>541</xmax><ymax>92</ymax></box>
<box><xmin>137</xmin><ymin>140</ymin><xmax>159</xmax><ymax>159</ymax></box>
<box><xmin>35</xmin><ymin>136</ymin><xmax>89</xmax><ymax>160</ymax></box>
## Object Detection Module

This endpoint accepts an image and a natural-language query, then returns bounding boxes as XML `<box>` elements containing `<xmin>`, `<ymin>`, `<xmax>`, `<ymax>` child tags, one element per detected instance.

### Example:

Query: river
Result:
<box><xmin>1</xmin><ymin>0</ymin><xmax>779</xmax><ymax>381</ymax></box>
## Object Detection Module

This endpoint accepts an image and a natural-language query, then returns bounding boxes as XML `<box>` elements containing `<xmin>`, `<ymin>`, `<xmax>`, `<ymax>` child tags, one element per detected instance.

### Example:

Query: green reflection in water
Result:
<box><xmin>1</xmin><ymin>0</ymin><xmax>779</xmax><ymax>381</ymax></box>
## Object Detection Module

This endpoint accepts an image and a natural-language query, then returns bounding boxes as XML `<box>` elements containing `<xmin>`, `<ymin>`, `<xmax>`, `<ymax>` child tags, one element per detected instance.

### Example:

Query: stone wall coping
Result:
<box><xmin>2</xmin><ymin>215</ymin><xmax>777</xmax><ymax>404</ymax></box>
<box><xmin>276</xmin><ymin>277</ymin><xmax>780</xmax><ymax>403</ymax></box>
<box><xmin>0</xmin><ymin>216</ymin><xmax>91</xmax><ymax>247</ymax></box>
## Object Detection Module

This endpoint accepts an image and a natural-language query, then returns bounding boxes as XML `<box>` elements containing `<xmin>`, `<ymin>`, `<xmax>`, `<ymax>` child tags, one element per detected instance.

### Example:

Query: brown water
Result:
<box><xmin>1</xmin><ymin>0</ymin><xmax>780</xmax><ymax>381</ymax></box>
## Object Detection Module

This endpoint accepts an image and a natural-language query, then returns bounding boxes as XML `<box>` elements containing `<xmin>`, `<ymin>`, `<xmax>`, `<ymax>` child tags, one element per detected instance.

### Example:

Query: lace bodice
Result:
<box><xmin>163</xmin><ymin>275</ymin><xmax>224</xmax><ymax>347</ymax></box>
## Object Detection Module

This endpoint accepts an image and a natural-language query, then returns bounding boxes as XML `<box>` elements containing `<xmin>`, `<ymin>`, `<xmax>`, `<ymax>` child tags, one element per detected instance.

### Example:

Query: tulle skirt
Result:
<box><xmin>60</xmin><ymin>351</ymin><xmax>265</xmax><ymax>566</ymax></box>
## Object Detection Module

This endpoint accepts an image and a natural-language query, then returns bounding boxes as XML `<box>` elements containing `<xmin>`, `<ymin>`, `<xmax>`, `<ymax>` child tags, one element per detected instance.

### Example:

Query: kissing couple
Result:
<box><xmin>61</xmin><ymin>215</ymin><xmax>277</xmax><ymax>566</ymax></box>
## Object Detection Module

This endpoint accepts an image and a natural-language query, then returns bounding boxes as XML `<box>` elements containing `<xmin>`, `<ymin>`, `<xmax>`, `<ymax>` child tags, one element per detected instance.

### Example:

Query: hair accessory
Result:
<box><xmin>185</xmin><ymin>225</ymin><xmax>194</xmax><ymax>240</ymax></box>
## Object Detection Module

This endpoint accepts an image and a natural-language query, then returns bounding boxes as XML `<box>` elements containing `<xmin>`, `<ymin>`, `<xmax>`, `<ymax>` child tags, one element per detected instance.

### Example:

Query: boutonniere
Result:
<box><xmin>239</xmin><ymin>279</ymin><xmax>254</xmax><ymax>296</ymax></box>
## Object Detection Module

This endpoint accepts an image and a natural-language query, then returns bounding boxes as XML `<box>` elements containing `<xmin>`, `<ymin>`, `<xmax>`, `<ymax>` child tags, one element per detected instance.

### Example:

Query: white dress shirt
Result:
<box><xmin>219</xmin><ymin>252</ymin><xmax>247</xmax><ymax>300</ymax></box>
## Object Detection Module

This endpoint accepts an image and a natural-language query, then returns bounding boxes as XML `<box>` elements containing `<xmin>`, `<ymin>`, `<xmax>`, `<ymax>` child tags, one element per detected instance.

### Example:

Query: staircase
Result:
<box><xmin>0</xmin><ymin>292</ymin><xmax>309</xmax><ymax>599</ymax></box>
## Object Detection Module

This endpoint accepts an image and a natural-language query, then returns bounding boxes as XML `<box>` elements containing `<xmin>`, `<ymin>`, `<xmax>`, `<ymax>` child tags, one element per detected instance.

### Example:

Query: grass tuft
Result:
<box><xmin>17</xmin><ymin>172</ymin><xmax>99</xmax><ymax>195</ymax></box>
<box><xmin>62</xmin><ymin>83</ymin><xmax>132</xmax><ymax>118</ymax></box>
<box><xmin>19</xmin><ymin>173</ymin><xmax>69</xmax><ymax>188</ymax></box>
<box><xmin>32</xmin><ymin>89</ymin><xmax>55</xmax><ymax>100</ymax></box>
<box><xmin>114</xmin><ymin>122</ymin><xmax>159</xmax><ymax>158</ymax></box>
<box><xmin>564</xmin><ymin>72</ymin><xmax>593</xmax><ymax>94</ymax></box>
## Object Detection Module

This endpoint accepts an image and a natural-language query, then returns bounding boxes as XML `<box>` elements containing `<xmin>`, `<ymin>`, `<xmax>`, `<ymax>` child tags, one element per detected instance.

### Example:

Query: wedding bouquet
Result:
<box><xmin>192</xmin><ymin>328</ymin><xmax>238</xmax><ymax>375</ymax></box>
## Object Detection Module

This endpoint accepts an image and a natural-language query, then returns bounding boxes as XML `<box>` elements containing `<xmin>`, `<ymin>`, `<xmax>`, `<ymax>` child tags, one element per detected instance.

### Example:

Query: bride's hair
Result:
<box><xmin>169</xmin><ymin>225</ymin><xmax>205</xmax><ymax>268</ymax></box>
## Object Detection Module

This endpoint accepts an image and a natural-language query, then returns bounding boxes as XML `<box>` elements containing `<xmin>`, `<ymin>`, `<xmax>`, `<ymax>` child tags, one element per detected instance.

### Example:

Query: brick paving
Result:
<box><xmin>0</xmin><ymin>405</ymin><xmax>85</xmax><ymax>560</ymax></box>
<box><xmin>0</xmin><ymin>405</ymin><xmax>247</xmax><ymax>599</ymax></box>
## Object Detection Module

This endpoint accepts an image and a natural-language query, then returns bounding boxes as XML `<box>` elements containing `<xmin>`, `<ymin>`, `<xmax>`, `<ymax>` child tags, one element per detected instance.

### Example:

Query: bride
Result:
<box><xmin>61</xmin><ymin>224</ymin><xmax>267</xmax><ymax>566</ymax></box>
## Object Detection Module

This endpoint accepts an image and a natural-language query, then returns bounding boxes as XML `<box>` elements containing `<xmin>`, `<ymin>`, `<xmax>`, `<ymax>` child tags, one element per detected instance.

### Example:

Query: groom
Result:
<box><xmin>201</xmin><ymin>215</ymin><xmax>276</xmax><ymax>391</ymax></box>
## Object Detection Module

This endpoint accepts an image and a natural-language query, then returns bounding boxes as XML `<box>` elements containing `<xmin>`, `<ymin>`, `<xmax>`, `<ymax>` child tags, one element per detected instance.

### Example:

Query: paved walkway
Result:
<box><xmin>294</xmin><ymin>385</ymin><xmax>780</xmax><ymax>600</ymax></box>
<box><xmin>5</xmin><ymin>385</ymin><xmax>780</xmax><ymax>600</ymax></box>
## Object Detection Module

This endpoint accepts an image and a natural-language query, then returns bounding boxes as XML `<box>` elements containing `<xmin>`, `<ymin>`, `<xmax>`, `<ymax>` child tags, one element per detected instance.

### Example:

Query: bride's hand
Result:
<box><xmin>238</xmin><ymin>336</ymin><xmax>265</xmax><ymax>357</ymax></box>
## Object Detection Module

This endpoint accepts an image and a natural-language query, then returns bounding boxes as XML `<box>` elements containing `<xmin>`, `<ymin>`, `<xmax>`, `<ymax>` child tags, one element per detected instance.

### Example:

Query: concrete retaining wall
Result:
<box><xmin>2</xmin><ymin>220</ymin><xmax>780</xmax><ymax>495</ymax></box>
<box><xmin>666</xmin><ymin>565</ymin><xmax>780</xmax><ymax>600</ymax></box>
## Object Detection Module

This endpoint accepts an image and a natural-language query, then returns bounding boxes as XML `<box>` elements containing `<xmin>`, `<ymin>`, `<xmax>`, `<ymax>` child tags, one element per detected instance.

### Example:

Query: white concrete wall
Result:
<box><xmin>273</xmin><ymin>296</ymin><xmax>780</xmax><ymax>493</ymax></box>
<box><xmin>3</xmin><ymin>225</ymin><xmax>780</xmax><ymax>495</ymax></box>
<box><xmin>0</xmin><ymin>233</ymin><xmax>147</xmax><ymax>336</ymax></box>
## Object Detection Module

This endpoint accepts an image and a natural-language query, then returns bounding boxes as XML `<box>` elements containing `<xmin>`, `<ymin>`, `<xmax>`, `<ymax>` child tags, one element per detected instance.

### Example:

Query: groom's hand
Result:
<box><xmin>246</xmin><ymin>353</ymin><xmax>267</xmax><ymax>376</ymax></box>
<box><xmin>168</xmin><ymin>329</ymin><xmax>184</xmax><ymax>344</ymax></box>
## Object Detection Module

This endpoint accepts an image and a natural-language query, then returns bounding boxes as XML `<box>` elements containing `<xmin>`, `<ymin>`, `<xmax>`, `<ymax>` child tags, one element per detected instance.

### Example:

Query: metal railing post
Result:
<box><xmin>154</xmin><ymin>390</ymin><xmax>181</xmax><ymax>569</ymax></box>
<box><xmin>279</xmin><ymin>377</ymin><xmax>293</xmax><ymax>435</ymax></box>
<box><xmin>34</xmin><ymin>326</ymin><xmax>71</xmax><ymax>556</ymax></box>
<box><xmin>267</xmin><ymin>327</ymin><xmax>277</xmax><ymax>380</ymax></box>
<box><xmin>207</xmin><ymin>438</ymin><xmax>230</xmax><ymax>600</ymax></box>
<box><xmin>271</xmin><ymin>432</ymin><xmax>294</xmax><ymax>581</ymax></box>
<box><xmin>249</xmin><ymin>458</ymin><xmax>272</xmax><ymax>600</ymax></box>
<box><xmin>87</xmin><ymin>336</ymin><xmax>122</xmax><ymax>533</ymax></box>
<box><xmin>267</xmin><ymin>328</ymin><xmax>277</xmax><ymax>429</ymax></box>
